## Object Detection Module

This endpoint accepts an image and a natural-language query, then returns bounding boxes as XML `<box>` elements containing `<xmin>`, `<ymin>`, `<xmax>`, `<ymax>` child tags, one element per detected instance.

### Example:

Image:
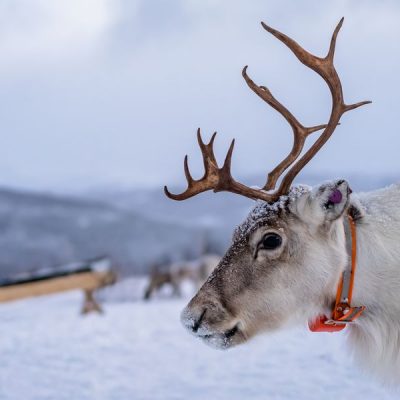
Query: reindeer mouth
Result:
<box><xmin>197</xmin><ymin>323</ymin><xmax>242</xmax><ymax>349</ymax></box>
<box><xmin>224</xmin><ymin>324</ymin><xmax>240</xmax><ymax>340</ymax></box>
<box><xmin>181</xmin><ymin>306</ymin><xmax>246</xmax><ymax>349</ymax></box>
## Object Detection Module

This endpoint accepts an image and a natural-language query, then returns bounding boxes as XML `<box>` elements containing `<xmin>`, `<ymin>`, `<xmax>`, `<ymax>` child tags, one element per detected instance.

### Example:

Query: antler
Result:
<box><xmin>164</xmin><ymin>129</ymin><xmax>275</xmax><ymax>201</ymax></box>
<box><xmin>242</xmin><ymin>66</ymin><xmax>328</xmax><ymax>191</ymax></box>
<box><xmin>165</xmin><ymin>18</ymin><xmax>371</xmax><ymax>202</ymax></box>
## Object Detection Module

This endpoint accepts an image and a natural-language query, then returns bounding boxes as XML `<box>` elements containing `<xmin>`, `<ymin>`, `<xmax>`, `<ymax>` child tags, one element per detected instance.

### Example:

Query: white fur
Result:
<box><xmin>346</xmin><ymin>184</ymin><xmax>400</xmax><ymax>383</ymax></box>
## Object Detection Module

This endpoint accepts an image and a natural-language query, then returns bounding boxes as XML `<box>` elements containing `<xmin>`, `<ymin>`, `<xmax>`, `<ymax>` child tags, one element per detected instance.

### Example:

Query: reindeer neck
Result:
<box><xmin>350</xmin><ymin>184</ymin><xmax>400</xmax><ymax>314</ymax></box>
<box><xmin>345</xmin><ymin>184</ymin><xmax>400</xmax><ymax>382</ymax></box>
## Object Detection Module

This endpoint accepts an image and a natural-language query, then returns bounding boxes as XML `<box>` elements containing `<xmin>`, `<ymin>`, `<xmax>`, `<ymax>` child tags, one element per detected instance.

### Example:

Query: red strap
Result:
<box><xmin>308</xmin><ymin>315</ymin><xmax>346</xmax><ymax>332</ymax></box>
<box><xmin>309</xmin><ymin>214</ymin><xmax>365</xmax><ymax>333</ymax></box>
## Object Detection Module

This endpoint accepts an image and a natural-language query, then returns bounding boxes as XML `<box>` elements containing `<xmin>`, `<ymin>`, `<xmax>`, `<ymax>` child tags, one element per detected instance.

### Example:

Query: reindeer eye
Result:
<box><xmin>260</xmin><ymin>233</ymin><xmax>282</xmax><ymax>250</ymax></box>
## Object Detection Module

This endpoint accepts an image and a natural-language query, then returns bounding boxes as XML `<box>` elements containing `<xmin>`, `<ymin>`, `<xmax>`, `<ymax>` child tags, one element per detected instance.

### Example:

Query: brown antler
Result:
<box><xmin>164</xmin><ymin>18</ymin><xmax>371</xmax><ymax>202</ymax></box>
<box><xmin>242</xmin><ymin>66</ymin><xmax>328</xmax><ymax>191</ymax></box>
<box><xmin>164</xmin><ymin>129</ymin><xmax>276</xmax><ymax>201</ymax></box>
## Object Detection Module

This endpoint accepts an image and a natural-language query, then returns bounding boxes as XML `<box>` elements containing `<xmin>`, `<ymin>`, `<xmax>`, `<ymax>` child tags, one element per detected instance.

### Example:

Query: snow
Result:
<box><xmin>0</xmin><ymin>291</ymin><xmax>398</xmax><ymax>400</ymax></box>
<box><xmin>233</xmin><ymin>185</ymin><xmax>310</xmax><ymax>242</ymax></box>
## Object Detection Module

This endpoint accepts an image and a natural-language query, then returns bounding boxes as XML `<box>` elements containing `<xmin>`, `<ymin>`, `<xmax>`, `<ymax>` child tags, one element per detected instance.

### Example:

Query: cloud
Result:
<box><xmin>0</xmin><ymin>0</ymin><xmax>121</xmax><ymax>73</ymax></box>
<box><xmin>0</xmin><ymin>1</ymin><xmax>399</xmax><ymax>192</ymax></box>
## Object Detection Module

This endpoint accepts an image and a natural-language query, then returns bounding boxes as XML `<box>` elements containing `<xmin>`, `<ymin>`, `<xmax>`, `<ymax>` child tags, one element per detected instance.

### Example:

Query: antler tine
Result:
<box><xmin>261</xmin><ymin>21</ymin><xmax>324</xmax><ymax>74</ymax></box>
<box><xmin>260</xmin><ymin>18</ymin><xmax>371</xmax><ymax>195</ymax></box>
<box><xmin>222</xmin><ymin>139</ymin><xmax>235</xmax><ymax>171</ymax></box>
<box><xmin>218</xmin><ymin>139</ymin><xmax>235</xmax><ymax>190</ymax></box>
<box><xmin>242</xmin><ymin>66</ymin><xmax>327</xmax><ymax>191</ymax></box>
<box><xmin>164</xmin><ymin>153</ymin><xmax>196</xmax><ymax>200</ymax></box>
<box><xmin>183</xmin><ymin>155</ymin><xmax>193</xmax><ymax>184</ymax></box>
<box><xmin>326</xmin><ymin>17</ymin><xmax>343</xmax><ymax>62</ymax></box>
<box><xmin>164</xmin><ymin>129</ymin><xmax>219</xmax><ymax>200</ymax></box>
<box><xmin>197</xmin><ymin>129</ymin><xmax>218</xmax><ymax>174</ymax></box>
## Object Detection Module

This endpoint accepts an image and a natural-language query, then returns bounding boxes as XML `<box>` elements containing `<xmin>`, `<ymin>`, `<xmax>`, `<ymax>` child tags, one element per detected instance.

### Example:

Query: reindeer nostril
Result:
<box><xmin>192</xmin><ymin>309</ymin><xmax>207</xmax><ymax>333</ymax></box>
<box><xmin>336</xmin><ymin>179</ymin><xmax>345</xmax><ymax>186</ymax></box>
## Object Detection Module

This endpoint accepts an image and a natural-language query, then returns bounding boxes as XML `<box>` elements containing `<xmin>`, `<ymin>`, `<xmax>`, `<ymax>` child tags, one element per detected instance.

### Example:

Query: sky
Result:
<box><xmin>0</xmin><ymin>0</ymin><xmax>399</xmax><ymax>193</ymax></box>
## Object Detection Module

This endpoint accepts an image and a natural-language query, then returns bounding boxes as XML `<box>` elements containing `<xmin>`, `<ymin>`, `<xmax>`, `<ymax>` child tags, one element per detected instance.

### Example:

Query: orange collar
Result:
<box><xmin>309</xmin><ymin>214</ymin><xmax>365</xmax><ymax>333</ymax></box>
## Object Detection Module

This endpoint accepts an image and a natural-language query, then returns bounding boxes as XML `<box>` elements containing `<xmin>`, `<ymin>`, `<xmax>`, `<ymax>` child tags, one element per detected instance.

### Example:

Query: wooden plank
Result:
<box><xmin>0</xmin><ymin>271</ymin><xmax>112</xmax><ymax>303</ymax></box>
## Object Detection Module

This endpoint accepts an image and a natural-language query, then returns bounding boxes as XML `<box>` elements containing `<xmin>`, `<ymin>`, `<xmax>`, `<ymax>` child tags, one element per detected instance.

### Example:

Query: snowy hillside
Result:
<box><xmin>0</xmin><ymin>188</ymin><xmax>204</xmax><ymax>277</ymax></box>
<box><xmin>0</xmin><ymin>291</ymin><xmax>397</xmax><ymax>400</ymax></box>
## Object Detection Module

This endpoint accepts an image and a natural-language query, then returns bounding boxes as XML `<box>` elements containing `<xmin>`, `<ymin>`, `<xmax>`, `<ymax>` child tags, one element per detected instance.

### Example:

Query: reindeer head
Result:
<box><xmin>164</xmin><ymin>19</ymin><xmax>370</xmax><ymax>348</ymax></box>
<box><xmin>181</xmin><ymin>180</ymin><xmax>354</xmax><ymax>348</ymax></box>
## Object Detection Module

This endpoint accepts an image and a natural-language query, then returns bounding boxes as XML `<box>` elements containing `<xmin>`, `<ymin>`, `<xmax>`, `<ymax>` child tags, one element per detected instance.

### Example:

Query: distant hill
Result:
<box><xmin>0</xmin><ymin>188</ymin><xmax>204</xmax><ymax>278</ymax></box>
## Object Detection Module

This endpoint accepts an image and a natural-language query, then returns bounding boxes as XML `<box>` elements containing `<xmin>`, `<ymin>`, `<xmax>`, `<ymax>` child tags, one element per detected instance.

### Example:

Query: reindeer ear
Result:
<box><xmin>312</xmin><ymin>179</ymin><xmax>352</xmax><ymax>222</ymax></box>
<box><xmin>289</xmin><ymin>180</ymin><xmax>352</xmax><ymax>225</ymax></box>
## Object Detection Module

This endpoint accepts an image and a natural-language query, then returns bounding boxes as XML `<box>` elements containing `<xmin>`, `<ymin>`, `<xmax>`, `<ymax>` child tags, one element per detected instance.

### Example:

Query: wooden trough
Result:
<box><xmin>0</xmin><ymin>257</ymin><xmax>116</xmax><ymax>314</ymax></box>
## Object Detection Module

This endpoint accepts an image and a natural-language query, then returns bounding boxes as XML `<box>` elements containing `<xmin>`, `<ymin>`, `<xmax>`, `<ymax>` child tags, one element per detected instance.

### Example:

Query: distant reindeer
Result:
<box><xmin>143</xmin><ymin>264</ymin><xmax>181</xmax><ymax>300</ymax></box>
<box><xmin>165</xmin><ymin>19</ymin><xmax>400</xmax><ymax>383</ymax></box>
<box><xmin>144</xmin><ymin>255</ymin><xmax>220</xmax><ymax>300</ymax></box>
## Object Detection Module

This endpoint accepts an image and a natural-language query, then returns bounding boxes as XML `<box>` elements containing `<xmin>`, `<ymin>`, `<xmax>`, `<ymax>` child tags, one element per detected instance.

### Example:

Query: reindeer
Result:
<box><xmin>165</xmin><ymin>19</ymin><xmax>400</xmax><ymax>383</ymax></box>
<box><xmin>144</xmin><ymin>255</ymin><xmax>220</xmax><ymax>300</ymax></box>
<box><xmin>143</xmin><ymin>265</ymin><xmax>182</xmax><ymax>300</ymax></box>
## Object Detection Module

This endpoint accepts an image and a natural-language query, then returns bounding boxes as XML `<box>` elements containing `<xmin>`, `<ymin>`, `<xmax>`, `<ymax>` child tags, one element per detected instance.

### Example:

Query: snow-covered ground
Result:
<box><xmin>0</xmin><ymin>291</ymin><xmax>398</xmax><ymax>400</ymax></box>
